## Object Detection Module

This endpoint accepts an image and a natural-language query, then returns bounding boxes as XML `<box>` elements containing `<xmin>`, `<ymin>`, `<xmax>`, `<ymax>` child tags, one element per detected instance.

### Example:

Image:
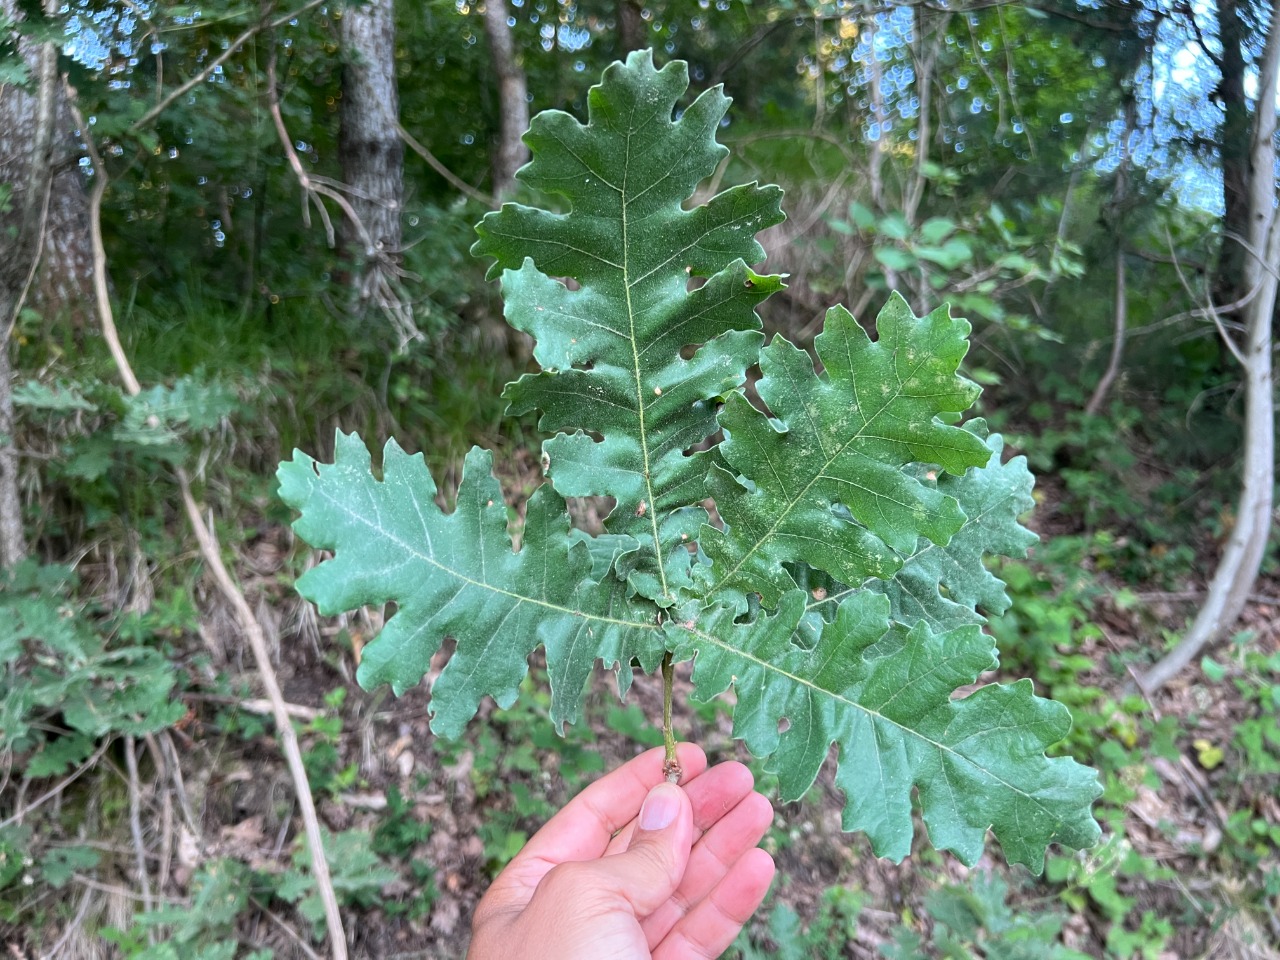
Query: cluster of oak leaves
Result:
<box><xmin>278</xmin><ymin>52</ymin><xmax>1102</xmax><ymax>873</ymax></box>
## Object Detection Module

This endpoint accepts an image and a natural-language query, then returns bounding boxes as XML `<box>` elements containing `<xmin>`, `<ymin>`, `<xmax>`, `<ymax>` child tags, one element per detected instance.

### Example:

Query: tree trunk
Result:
<box><xmin>338</xmin><ymin>0</ymin><xmax>403</xmax><ymax>278</ymax></box>
<box><xmin>617</xmin><ymin>0</ymin><xmax>645</xmax><ymax>55</ymax></box>
<box><xmin>0</xmin><ymin>0</ymin><xmax>57</xmax><ymax>567</ymax></box>
<box><xmin>1214</xmin><ymin>0</ymin><xmax>1250</xmax><ymax>310</ymax></box>
<box><xmin>1085</xmin><ymin>244</ymin><xmax>1128</xmax><ymax>416</ymax></box>
<box><xmin>0</xmin><ymin>0</ymin><xmax>95</xmax><ymax>329</ymax></box>
<box><xmin>482</xmin><ymin>0</ymin><xmax>530</xmax><ymax>198</ymax></box>
<box><xmin>1139</xmin><ymin>8</ymin><xmax>1280</xmax><ymax>692</ymax></box>
<box><xmin>904</xmin><ymin>3</ymin><xmax>938</xmax><ymax>227</ymax></box>
<box><xmin>1085</xmin><ymin>96</ymin><xmax>1136</xmax><ymax>416</ymax></box>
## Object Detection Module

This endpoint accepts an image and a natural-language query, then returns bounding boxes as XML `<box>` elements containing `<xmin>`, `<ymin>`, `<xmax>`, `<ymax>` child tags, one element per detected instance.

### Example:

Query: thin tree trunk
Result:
<box><xmin>1086</xmin><ymin>245</ymin><xmax>1127</xmax><ymax>416</ymax></box>
<box><xmin>865</xmin><ymin>10</ymin><xmax>885</xmax><ymax>215</ymax></box>
<box><xmin>1214</xmin><ymin>0</ymin><xmax>1250</xmax><ymax>310</ymax></box>
<box><xmin>864</xmin><ymin>8</ymin><xmax>894</xmax><ymax>293</ymax></box>
<box><xmin>482</xmin><ymin>0</ymin><xmax>529</xmax><ymax>198</ymax></box>
<box><xmin>904</xmin><ymin>3</ymin><xmax>936</xmax><ymax>227</ymax></box>
<box><xmin>617</xmin><ymin>0</ymin><xmax>645</xmax><ymax>55</ymax></box>
<box><xmin>1140</xmin><ymin>11</ymin><xmax>1280</xmax><ymax>692</ymax></box>
<box><xmin>338</xmin><ymin>0</ymin><xmax>403</xmax><ymax>276</ymax></box>
<box><xmin>0</xmin><ymin>345</ymin><xmax>23</xmax><ymax>569</ymax></box>
<box><xmin>1085</xmin><ymin>97</ymin><xmax>1136</xmax><ymax>416</ymax></box>
<box><xmin>0</xmin><ymin>0</ymin><xmax>61</xmax><ymax>568</ymax></box>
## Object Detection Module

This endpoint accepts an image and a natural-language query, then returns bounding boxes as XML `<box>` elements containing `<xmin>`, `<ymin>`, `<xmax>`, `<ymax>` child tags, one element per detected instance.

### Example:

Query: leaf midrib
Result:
<box><xmin>709</xmin><ymin>351</ymin><xmax>933</xmax><ymax>594</ymax></box>
<box><xmin>620</xmin><ymin>100</ymin><xmax>670</xmax><ymax>601</ymax></box>
<box><xmin>313</xmin><ymin>480</ymin><xmax>653</xmax><ymax>633</ymax></box>
<box><xmin>687</xmin><ymin>622</ymin><xmax>1069</xmax><ymax>825</ymax></box>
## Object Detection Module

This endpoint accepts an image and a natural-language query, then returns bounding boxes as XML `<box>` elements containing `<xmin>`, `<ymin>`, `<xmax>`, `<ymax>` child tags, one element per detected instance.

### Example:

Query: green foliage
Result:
<box><xmin>109</xmin><ymin>859</ymin><xmax>270</xmax><ymax>960</ymax></box>
<box><xmin>883</xmin><ymin>872</ymin><xmax>1090</xmax><ymax>960</ymax></box>
<box><xmin>731</xmin><ymin>886</ymin><xmax>864</xmax><ymax>960</ymax></box>
<box><xmin>0</xmin><ymin>562</ymin><xmax>185</xmax><ymax>760</ymax></box>
<box><xmin>1203</xmin><ymin>642</ymin><xmax>1280</xmax><ymax>778</ymax></box>
<box><xmin>831</xmin><ymin>200</ymin><xmax>1082</xmax><ymax>337</ymax></box>
<box><xmin>1005</xmin><ymin>379</ymin><xmax>1232</xmax><ymax>589</ymax></box>
<box><xmin>279</xmin><ymin>52</ymin><xmax>1100</xmax><ymax>872</ymax></box>
<box><xmin>277</xmin><ymin>829</ymin><xmax>399</xmax><ymax>935</ymax></box>
<box><xmin>992</xmin><ymin>546</ymin><xmax>1185</xmax><ymax>959</ymax></box>
<box><xmin>12</xmin><ymin>372</ymin><xmax>242</xmax><ymax>547</ymax></box>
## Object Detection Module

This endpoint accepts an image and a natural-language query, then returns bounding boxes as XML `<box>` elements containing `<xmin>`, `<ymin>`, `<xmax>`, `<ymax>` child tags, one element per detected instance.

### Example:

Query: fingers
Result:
<box><xmin>473</xmin><ymin>742</ymin><xmax>707</xmax><ymax>925</ymax></box>
<box><xmin>558</xmin><ymin>780</ymin><xmax>697</xmax><ymax>917</ymax></box>
<box><xmin>517</xmin><ymin>742</ymin><xmax>707</xmax><ymax>866</ymax></box>
<box><xmin>640</xmin><ymin>788</ymin><xmax>774</xmax><ymax>947</ymax></box>
<box><xmin>604</xmin><ymin>760</ymin><xmax>757</xmax><ymax>857</ymax></box>
<box><xmin>652</xmin><ymin>847</ymin><xmax>776</xmax><ymax>960</ymax></box>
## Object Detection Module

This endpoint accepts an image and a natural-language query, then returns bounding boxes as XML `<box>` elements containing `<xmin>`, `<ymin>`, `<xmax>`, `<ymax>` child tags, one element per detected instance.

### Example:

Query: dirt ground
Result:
<box><xmin>173</xmin><ymin>518</ymin><xmax>1280</xmax><ymax>959</ymax></box>
<box><xmin>7</xmin><ymin>468</ymin><xmax>1279</xmax><ymax>960</ymax></box>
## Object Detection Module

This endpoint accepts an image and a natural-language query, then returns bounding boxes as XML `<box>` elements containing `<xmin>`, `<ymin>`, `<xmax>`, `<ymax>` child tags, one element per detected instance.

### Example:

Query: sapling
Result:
<box><xmin>278</xmin><ymin>51</ymin><xmax>1101</xmax><ymax>871</ymax></box>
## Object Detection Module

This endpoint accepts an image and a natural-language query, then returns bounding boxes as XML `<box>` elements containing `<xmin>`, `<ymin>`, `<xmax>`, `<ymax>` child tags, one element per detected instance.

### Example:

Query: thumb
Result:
<box><xmin>595</xmin><ymin>781</ymin><xmax>694</xmax><ymax>916</ymax></box>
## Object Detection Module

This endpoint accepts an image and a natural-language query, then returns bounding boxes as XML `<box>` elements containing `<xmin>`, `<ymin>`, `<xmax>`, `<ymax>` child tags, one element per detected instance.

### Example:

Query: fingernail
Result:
<box><xmin>639</xmin><ymin>783</ymin><xmax>681</xmax><ymax>831</ymax></box>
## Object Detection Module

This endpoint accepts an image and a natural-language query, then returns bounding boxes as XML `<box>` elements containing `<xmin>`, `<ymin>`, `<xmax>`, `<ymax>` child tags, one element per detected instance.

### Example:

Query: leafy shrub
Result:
<box><xmin>0</xmin><ymin>562</ymin><xmax>184</xmax><ymax>769</ymax></box>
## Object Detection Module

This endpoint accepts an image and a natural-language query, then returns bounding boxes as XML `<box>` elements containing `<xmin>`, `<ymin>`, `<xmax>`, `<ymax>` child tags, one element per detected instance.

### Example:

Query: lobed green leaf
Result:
<box><xmin>280</xmin><ymin>52</ymin><xmax>1101</xmax><ymax>872</ymax></box>
<box><xmin>698</xmin><ymin>295</ymin><xmax>992</xmax><ymax>610</ymax></box>
<box><xmin>674</xmin><ymin>591</ymin><xmax>1102</xmax><ymax>871</ymax></box>
<box><xmin>277</xmin><ymin>434</ymin><xmax>663</xmax><ymax>735</ymax></box>
<box><xmin>474</xmin><ymin>51</ymin><xmax>785</xmax><ymax>603</ymax></box>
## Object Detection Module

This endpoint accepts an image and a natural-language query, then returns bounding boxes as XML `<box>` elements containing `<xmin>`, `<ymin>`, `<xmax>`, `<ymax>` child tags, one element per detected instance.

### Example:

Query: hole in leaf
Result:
<box><xmin>682</xmin><ymin>427</ymin><xmax>723</xmax><ymax>458</ymax></box>
<box><xmin>679</xmin><ymin>343</ymin><xmax>699</xmax><ymax>361</ymax></box>
<box><xmin>777</xmin><ymin>717</ymin><xmax>791</xmax><ymax>734</ymax></box>
<box><xmin>426</xmin><ymin>635</ymin><xmax>458</xmax><ymax>688</ymax></box>
<box><xmin>566</xmin><ymin>495</ymin><xmax>615</xmax><ymax>534</ymax></box>
<box><xmin>701</xmin><ymin>496</ymin><xmax>723</xmax><ymax>530</ymax></box>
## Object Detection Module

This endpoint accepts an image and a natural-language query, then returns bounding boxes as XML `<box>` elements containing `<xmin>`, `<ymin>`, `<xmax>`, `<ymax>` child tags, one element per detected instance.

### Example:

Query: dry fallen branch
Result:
<box><xmin>66</xmin><ymin>88</ymin><xmax>349</xmax><ymax>960</ymax></box>
<box><xmin>397</xmin><ymin>122</ymin><xmax>495</xmax><ymax>206</ymax></box>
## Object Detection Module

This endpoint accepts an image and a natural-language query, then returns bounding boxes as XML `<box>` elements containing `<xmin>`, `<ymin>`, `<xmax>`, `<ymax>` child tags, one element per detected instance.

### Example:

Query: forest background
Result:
<box><xmin>1</xmin><ymin>0</ymin><xmax>1279</xmax><ymax>956</ymax></box>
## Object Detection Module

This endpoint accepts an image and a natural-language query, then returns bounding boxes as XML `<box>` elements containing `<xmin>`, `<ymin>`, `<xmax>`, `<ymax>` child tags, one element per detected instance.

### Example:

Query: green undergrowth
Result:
<box><xmin>991</xmin><ymin>541</ymin><xmax>1280</xmax><ymax>958</ymax></box>
<box><xmin>988</xmin><ymin>373</ymin><xmax>1256</xmax><ymax>589</ymax></box>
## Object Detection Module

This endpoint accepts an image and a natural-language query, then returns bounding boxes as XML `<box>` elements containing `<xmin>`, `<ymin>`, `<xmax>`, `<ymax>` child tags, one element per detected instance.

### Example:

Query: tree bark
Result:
<box><xmin>1213</xmin><ymin>0</ymin><xmax>1250</xmax><ymax>310</ymax></box>
<box><xmin>482</xmin><ymin>0</ymin><xmax>529</xmax><ymax>198</ymax></box>
<box><xmin>617</xmin><ymin>0</ymin><xmax>645</xmax><ymax>55</ymax></box>
<box><xmin>0</xmin><ymin>0</ymin><xmax>58</xmax><ymax>568</ymax></box>
<box><xmin>0</xmin><ymin>0</ymin><xmax>94</xmax><ymax>328</ymax></box>
<box><xmin>1140</xmin><ymin>8</ymin><xmax>1280</xmax><ymax>692</ymax></box>
<box><xmin>904</xmin><ymin>3</ymin><xmax>938</xmax><ymax>227</ymax></box>
<box><xmin>338</xmin><ymin>0</ymin><xmax>403</xmax><ymax>276</ymax></box>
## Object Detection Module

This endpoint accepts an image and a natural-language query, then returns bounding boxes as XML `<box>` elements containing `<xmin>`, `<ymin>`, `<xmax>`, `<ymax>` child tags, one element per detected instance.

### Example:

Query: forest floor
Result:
<box><xmin>5</xmin><ymin>404</ymin><xmax>1280</xmax><ymax>960</ymax></box>
<box><xmin>131</xmin><ymin>461</ymin><xmax>1280</xmax><ymax>960</ymax></box>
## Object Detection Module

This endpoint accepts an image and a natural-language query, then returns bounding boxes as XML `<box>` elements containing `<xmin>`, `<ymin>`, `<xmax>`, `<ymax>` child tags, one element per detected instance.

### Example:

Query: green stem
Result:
<box><xmin>661</xmin><ymin>650</ymin><xmax>681</xmax><ymax>783</ymax></box>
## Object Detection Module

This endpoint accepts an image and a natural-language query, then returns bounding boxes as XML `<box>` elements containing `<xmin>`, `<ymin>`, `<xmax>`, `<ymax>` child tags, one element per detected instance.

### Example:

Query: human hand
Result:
<box><xmin>467</xmin><ymin>743</ymin><xmax>775</xmax><ymax>960</ymax></box>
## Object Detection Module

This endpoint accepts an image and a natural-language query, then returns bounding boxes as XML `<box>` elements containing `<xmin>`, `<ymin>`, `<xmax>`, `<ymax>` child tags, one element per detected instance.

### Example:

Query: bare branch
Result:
<box><xmin>123</xmin><ymin>736</ymin><xmax>155</xmax><ymax>940</ymax></box>
<box><xmin>397</xmin><ymin>122</ymin><xmax>494</xmax><ymax>206</ymax></box>
<box><xmin>128</xmin><ymin>0</ymin><xmax>327</xmax><ymax>134</ymax></box>
<box><xmin>1165</xmin><ymin>226</ymin><xmax>1247</xmax><ymax>365</ymax></box>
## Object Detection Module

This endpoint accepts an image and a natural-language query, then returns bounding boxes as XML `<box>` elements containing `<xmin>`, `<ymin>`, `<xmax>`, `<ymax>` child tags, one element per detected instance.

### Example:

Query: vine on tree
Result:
<box><xmin>277</xmin><ymin>51</ymin><xmax>1101</xmax><ymax>871</ymax></box>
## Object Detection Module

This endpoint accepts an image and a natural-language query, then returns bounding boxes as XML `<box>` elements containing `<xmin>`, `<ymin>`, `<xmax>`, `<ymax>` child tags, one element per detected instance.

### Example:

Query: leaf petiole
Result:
<box><xmin>660</xmin><ymin>649</ymin><xmax>681</xmax><ymax>783</ymax></box>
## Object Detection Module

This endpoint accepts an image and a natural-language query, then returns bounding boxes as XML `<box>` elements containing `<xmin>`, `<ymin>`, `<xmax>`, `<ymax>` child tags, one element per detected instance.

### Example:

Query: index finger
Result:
<box><xmin>515</xmin><ymin>742</ymin><xmax>707</xmax><ymax>868</ymax></box>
